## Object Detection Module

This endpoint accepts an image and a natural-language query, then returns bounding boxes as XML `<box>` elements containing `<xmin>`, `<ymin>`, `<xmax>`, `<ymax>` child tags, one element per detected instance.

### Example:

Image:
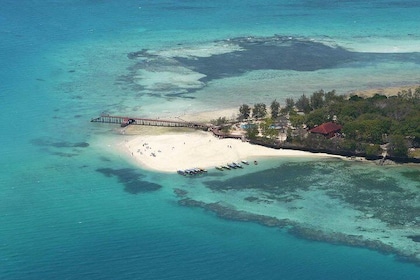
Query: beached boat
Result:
<box><xmin>228</xmin><ymin>163</ymin><xmax>237</xmax><ymax>169</ymax></box>
<box><xmin>216</xmin><ymin>166</ymin><xmax>224</xmax><ymax>171</ymax></box>
<box><xmin>222</xmin><ymin>165</ymin><xmax>231</xmax><ymax>170</ymax></box>
<box><xmin>241</xmin><ymin>160</ymin><xmax>249</xmax><ymax>165</ymax></box>
<box><xmin>184</xmin><ymin>169</ymin><xmax>193</xmax><ymax>175</ymax></box>
<box><xmin>234</xmin><ymin>162</ymin><xmax>243</xmax><ymax>168</ymax></box>
<box><xmin>180</xmin><ymin>168</ymin><xmax>207</xmax><ymax>176</ymax></box>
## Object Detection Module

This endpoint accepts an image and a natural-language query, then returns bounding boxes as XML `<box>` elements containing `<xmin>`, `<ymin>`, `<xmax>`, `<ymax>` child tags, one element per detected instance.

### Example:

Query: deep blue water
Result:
<box><xmin>1</xmin><ymin>1</ymin><xmax>419</xmax><ymax>279</ymax></box>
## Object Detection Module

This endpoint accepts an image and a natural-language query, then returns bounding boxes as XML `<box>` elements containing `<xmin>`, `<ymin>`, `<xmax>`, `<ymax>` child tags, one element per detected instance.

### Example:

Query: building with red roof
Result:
<box><xmin>309</xmin><ymin>122</ymin><xmax>342</xmax><ymax>138</ymax></box>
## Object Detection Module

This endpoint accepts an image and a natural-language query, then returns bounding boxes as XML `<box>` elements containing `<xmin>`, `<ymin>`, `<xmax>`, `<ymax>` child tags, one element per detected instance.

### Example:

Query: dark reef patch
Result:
<box><xmin>175</xmin><ymin>37</ymin><xmax>355</xmax><ymax>81</ymax></box>
<box><xmin>408</xmin><ymin>235</ymin><xmax>420</xmax><ymax>242</ymax></box>
<box><xmin>204</xmin><ymin>160</ymin><xmax>420</xmax><ymax>227</ymax></box>
<box><xmin>51</xmin><ymin>152</ymin><xmax>79</xmax><ymax>158</ymax></box>
<box><xmin>204</xmin><ymin>162</ymin><xmax>317</xmax><ymax>193</ymax></box>
<box><xmin>317</xmin><ymin>165</ymin><xmax>420</xmax><ymax>227</ymax></box>
<box><xmin>99</xmin><ymin>156</ymin><xmax>112</xmax><ymax>162</ymax></box>
<box><xmin>164</xmin><ymin>92</ymin><xmax>196</xmax><ymax>99</ymax></box>
<box><xmin>178</xmin><ymin>197</ymin><xmax>420</xmax><ymax>265</ymax></box>
<box><xmin>96</xmin><ymin>168</ymin><xmax>162</xmax><ymax>194</ymax></box>
<box><xmin>30</xmin><ymin>138</ymin><xmax>89</xmax><ymax>148</ymax></box>
<box><xmin>401</xmin><ymin>170</ymin><xmax>420</xmax><ymax>182</ymax></box>
<box><xmin>178</xmin><ymin>198</ymin><xmax>290</xmax><ymax>227</ymax></box>
<box><xmin>174</xmin><ymin>188</ymin><xmax>188</xmax><ymax>197</ymax></box>
<box><xmin>244</xmin><ymin>196</ymin><xmax>259</xmax><ymax>202</ymax></box>
<box><xmin>125</xmin><ymin>35</ymin><xmax>420</xmax><ymax>97</ymax></box>
<box><xmin>30</xmin><ymin>138</ymin><xmax>89</xmax><ymax>157</ymax></box>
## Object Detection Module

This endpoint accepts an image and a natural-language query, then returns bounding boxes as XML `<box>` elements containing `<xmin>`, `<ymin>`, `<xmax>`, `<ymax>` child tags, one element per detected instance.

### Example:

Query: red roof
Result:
<box><xmin>309</xmin><ymin>122</ymin><xmax>342</xmax><ymax>135</ymax></box>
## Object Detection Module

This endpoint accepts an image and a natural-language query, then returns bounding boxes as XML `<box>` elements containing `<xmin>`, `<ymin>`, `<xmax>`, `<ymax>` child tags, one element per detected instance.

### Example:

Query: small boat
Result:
<box><xmin>254</xmin><ymin>160</ymin><xmax>258</xmax><ymax>165</ymax></box>
<box><xmin>179</xmin><ymin>168</ymin><xmax>208</xmax><ymax>176</ymax></box>
<box><xmin>216</xmin><ymin>166</ymin><xmax>224</xmax><ymax>171</ymax></box>
<box><xmin>222</xmin><ymin>165</ymin><xmax>231</xmax><ymax>170</ymax></box>
<box><xmin>234</xmin><ymin>162</ymin><xmax>243</xmax><ymax>168</ymax></box>
<box><xmin>228</xmin><ymin>163</ymin><xmax>237</xmax><ymax>169</ymax></box>
<box><xmin>241</xmin><ymin>160</ymin><xmax>249</xmax><ymax>165</ymax></box>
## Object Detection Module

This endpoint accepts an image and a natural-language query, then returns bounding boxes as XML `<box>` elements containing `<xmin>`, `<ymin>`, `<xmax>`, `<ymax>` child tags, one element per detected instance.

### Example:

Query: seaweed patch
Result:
<box><xmin>96</xmin><ymin>168</ymin><xmax>162</xmax><ymax>194</ymax></box>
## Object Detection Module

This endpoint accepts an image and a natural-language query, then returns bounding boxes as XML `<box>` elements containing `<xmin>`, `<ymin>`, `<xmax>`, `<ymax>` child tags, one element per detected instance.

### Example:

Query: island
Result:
<box><xmin>93</xmin><ymin>86</ymin><xmax>420</xmax><ymax>265</ymax></box>
<box><xmin>104</xmin><ymin>86</ymin><xmax>420</xmax><ymax>173</ymax></box>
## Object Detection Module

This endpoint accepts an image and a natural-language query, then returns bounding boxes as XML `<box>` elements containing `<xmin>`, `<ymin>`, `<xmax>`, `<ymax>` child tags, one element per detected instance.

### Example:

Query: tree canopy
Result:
<box><xmin>245</xmin><ymin>122</ymin><xmax>259</xmax><ymax>140</ymax></box>
<box><xmin>260</xmin><ymin>118</ymin><xmax>278</xmax><ymax>140</ymax></box>
<box><xmin>239</xmin><ymin>104</ymin><xmax>251</xmax><ymax>120</ymax></box>
<box><xmin>295</xmin><ymin>94</ymin><xmax>311</xmax><ymax>114</ymax></box>
<box><xmin>270</xmin><ymin>99</ymin><xmax>280</xmax><ymax>119</ymax></box>
<box><xmin>233</xmin><ymin>87</ymin><xmax>419</xmax><ymax>158</ymax></box>
<box><xmin>252</xmin><ymin>103</ymin><xmax>267</xmax><ymax>119</ymax></box>
<box><xmin>286</xmin><ymin>87</ymin><xmax>420</xmax><ymax>157</ymax></box>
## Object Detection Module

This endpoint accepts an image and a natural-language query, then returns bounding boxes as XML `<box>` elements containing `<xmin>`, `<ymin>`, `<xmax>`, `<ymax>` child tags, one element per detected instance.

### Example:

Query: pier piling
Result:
<box><xmin>91</xmin><ymin>114</ymin><xmax>209</xmax><ymax>129</ymax></box>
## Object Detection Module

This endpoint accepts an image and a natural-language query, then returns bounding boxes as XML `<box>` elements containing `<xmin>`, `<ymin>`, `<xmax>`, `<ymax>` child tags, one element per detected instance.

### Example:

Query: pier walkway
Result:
<box><xmin>91</xmin><ymin>114</ymin><xmax>209</xmax><ymax>129</ymax></box>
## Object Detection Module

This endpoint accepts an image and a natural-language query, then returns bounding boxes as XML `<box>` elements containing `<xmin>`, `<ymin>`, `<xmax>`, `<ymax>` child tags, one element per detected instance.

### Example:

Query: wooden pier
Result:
<box><xmin>91</xmin><ymin>114</ymin><xmax>209</xmax><ymax>129</ymax></box>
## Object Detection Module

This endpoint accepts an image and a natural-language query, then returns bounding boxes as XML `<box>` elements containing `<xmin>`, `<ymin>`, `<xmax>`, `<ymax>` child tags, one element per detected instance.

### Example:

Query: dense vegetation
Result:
<box><xmin>238</xmin><ymin>87</ymin><xmax>420</xmax><ymax>158</ymax></box>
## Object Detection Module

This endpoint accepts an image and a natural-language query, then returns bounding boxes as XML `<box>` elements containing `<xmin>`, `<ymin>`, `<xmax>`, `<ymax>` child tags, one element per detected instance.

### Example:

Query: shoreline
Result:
<box><xmin>101</xmin><ymin>86</ymin><xmax>420</xmax><ymax>266</ymax></box>
<box><xmin>120</xmin><ymin>129</ymin><xmax>343</xmax><ymax>173</ymax></box>
<box><xmin>110</xmin><ymin>84</ymin><xmax>420</xmax><ymax>173</ymax></box>
<box><xmin>348</xmin><ymin>84</ymin><xmax>420</xmax><ymax>98</ymax></box>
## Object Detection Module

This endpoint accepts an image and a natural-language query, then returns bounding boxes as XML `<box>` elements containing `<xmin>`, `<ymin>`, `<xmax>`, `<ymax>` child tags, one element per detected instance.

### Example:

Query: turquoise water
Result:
<box><xmin>1</xmin><ymin>1</ymin><xmax>420</xmax><ymax>279</ymax></box>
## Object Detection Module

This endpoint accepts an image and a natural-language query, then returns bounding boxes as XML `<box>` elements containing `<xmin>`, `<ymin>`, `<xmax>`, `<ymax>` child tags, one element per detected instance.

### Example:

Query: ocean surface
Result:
<box><xmin>1</xmin><ymin>0</ymin><xmax>420</xmax><ymax>279</ymax></box>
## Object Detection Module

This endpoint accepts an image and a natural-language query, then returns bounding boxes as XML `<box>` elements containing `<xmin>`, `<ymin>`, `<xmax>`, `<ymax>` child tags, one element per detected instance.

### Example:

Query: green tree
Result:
<box><xmin>289</xmin><ymin>114</ymin><xmax>306</xmax><ymax>128</ymax></box>
<box><xmin>324</xmin><ymin>90</ymin><xmax>343</xmax><ymax>105</ymax></box>
<box><xmin>305</xmin><ymin>108</ymin><xmax>329</xmax><ymax>128</ymax></box>
<box><xmin>388</xmin><ymin>135</ymin><xmax>408</xmax><ymax>157</ymax></box>
<box><xmin>211</xmin><ymin>116</ymin><xmax>228</xmax><ymax>126</ymax></box>
<box><xmin>365</xmin><ymin>144</ymin><xmax>381</xmax><ymax>157</ymax></box>
<box><xmin>339</xmin><ymin>139</ymin><xmax>357</xmax><ymax>152</ymax></box>
<box><xmin>245</xmin><ymin>122</ymin><xmax>259</xmax><ymax>140</ymax></box>
<box><xmin>285</xmin><ymin>98</ymin><xmax>295</xmax><ymax>110</ymax></box>
<box><xmin>281</xmin><ymin>98</ymin><xmax>295</xmax><ymax>114</ymax></box>
<box><xmin>342</xmin><ymin>121</ymin><xmax>359</xmax><ymax>140</ymax></box>
<box><xmin>396</xmin><ymin>115</ymin><xmax>420</xmax><ymax>139</ymax></box>
<box><xmin>260</xmin><ymin>118</ymin><xmax>278</xmax><ymax>139</ymax></box>
<box><xmin>295</xmin><ymin>94</ymin><xmax>311</xmax><ymax>114</ymax></box>
<box><xmin>343</xmin><ymin>118</ymin><xmax>390</xmax><ymax>144</ymax></box>
<box><xmin>310</xmin><ymin>90</ymin><xmax>325</xmax><ymax>110</ymax></box>
<box><xmin>349</xmin><ymin>95</ymin><xmax>363</xmax><ymax>102</ymax></box>
<box><xmin>239</xmin><ymin>104</ymin><xmax>251</xmax><ymax>120</ymax></box>
<box><xmin>286</xmin><ymin>128</ymin><xmax>293</xmax><ymax>142</ymax></box>
<box><xmin>338</xmin><ymin>103</ymin><xmax>363</xmax><ymax>121</ymax></box>
<box><xmin>252</xmin><ymin>103</ymin><xmax>267</xmax><ymax>119</ymax></box>
<box><xmin>270</xmin><ymin>99</ymin><xmax>280</xmax><ymax>119</ymax></box>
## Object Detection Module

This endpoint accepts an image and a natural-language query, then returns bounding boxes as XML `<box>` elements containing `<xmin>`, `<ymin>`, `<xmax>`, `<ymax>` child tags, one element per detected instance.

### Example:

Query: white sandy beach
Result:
<box><xmin>121</xmin><ymin>129</ymin><xmax>342</xmax><ymax>173</ymax></box>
